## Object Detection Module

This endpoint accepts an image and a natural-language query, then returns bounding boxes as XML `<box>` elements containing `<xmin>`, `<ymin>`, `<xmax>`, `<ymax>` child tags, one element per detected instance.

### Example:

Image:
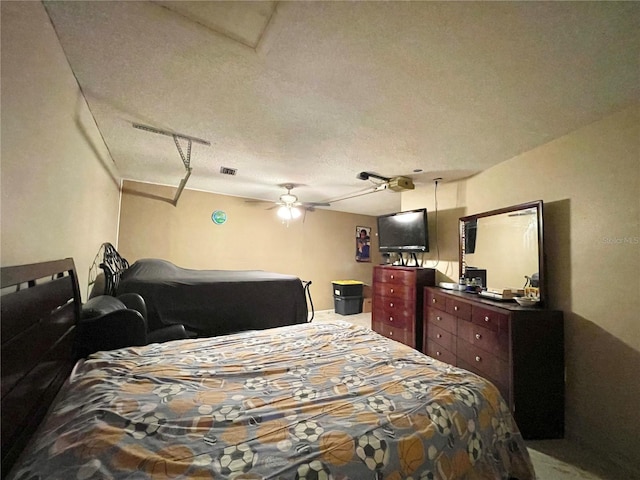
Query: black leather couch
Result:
<box><xmin>76</xmin><ymin>293</ymin><xmax>189</xmax><ymax>358</ymax></box>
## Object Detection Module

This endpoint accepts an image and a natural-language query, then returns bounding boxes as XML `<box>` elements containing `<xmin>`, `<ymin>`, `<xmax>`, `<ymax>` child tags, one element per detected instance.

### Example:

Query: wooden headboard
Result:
<box><xmin>1</xmin><ymin>258</ymin><xmax>81</xmax><ymax>477</ymax></box>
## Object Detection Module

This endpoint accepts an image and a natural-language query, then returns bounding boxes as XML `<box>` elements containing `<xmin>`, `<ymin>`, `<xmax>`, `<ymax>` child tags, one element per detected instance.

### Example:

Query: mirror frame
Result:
<box><xmin>459</xmin><ymin>200</ymin><xmax>545</xmax><ymax>306</ymax></box>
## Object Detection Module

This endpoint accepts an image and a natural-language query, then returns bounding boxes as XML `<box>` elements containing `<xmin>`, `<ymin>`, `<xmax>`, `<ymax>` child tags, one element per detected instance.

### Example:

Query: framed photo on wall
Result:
<box><xmin>356</xmin><ymin>226</ymin><xmax>371</xmax><ymax>262</ymax></box>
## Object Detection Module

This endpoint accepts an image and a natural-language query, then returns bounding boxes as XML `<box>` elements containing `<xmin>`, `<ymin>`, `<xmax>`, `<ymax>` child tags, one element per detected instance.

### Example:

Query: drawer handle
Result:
<box><xmin>475</xmin><ymin>356</ymin><xmax>481</xmax><ymax>362</ymax></box>
<box><xmin>389</xmin><ymin>331</ymin><xmax>393</xmax><ymax>336</ymax></box>
<box><xmin>389</xmin><ymin>302</ymin><xmax>394</xmax><ymax>308</ymax></box>
<box><xmin>454</xmin><ymin>306</ymin><xmax>459</xmax><ymax>311</ymax></box>
<box><xmin>390</xmin><ymin>288</ymin><xmax>394</xmax><ymax>294</ymax></box>
<box><xmin>432</xmin><ymin>298</ymin><xmax>437</xmax><ymax>303</ymax></box>
<box><xmin>484</xmin><ymin>316</ymin><xmax>490</xmax><ymax>322</ymax></box>
<box><xmin>436</xmin><ymin>333</ymin><xmax>442</xmax><ymax>338</ymax></box>
<box><xmin>390</xmin><ymin>275</ymin><xmax>394</xmax><ymax>279</ymax></box>
<box><xmin>475</xmin><ymin>333</ymin><xmax>482</xmax><ymax>340</ymax></box>
<box><xmin>436</xmin><ymin>351</ymin><xmax>441</xmax><ymax>356</ymax></box>
<box><xmin>436</xmin><ymin>316</ymin><xmax>442</xmax><ymax>321</ymax></box>
<box><xmin>389</xmin><ymin>317</ymin><xmax>393</xmax><ymax>322</ymax></box>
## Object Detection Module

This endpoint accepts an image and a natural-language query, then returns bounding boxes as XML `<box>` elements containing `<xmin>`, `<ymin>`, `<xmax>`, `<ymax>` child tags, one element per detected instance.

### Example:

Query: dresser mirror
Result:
<box><xmin>459</xmin><ymin>200</ymin><xmax>545</xmax><ymax>305</ymax></box>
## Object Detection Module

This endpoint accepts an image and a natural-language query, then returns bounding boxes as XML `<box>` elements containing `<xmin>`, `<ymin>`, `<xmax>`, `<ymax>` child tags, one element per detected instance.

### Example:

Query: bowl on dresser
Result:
<box><xmin>514</xmin><ymin>296</ymin><xmax>539</xmax><ymax>307</ymax></box>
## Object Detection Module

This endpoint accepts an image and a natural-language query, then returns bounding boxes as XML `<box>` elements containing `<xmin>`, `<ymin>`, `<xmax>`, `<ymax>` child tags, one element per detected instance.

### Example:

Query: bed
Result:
<box><xmin>92</xmin><ymin>243</ymin><xmax>310</xmax><ymax>336</ymax></box>
<box><xmin>2</xmin><ymin>259</ymin><xmax>535</xmax><ymax>479</ymax></box>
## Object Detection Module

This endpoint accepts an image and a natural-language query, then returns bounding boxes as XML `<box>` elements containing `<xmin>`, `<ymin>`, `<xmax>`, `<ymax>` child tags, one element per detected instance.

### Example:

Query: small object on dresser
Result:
<box><xmin>481</xmin><ymin>288</ymin><xmax>524</xmax><ymax>299</ymax></box>
<box><xmin>514</xmin><ymin>296</ymin><xmax>539</xmax><ymax>307</ymax></box>
<box><xmin>465</xmin><ymin>278</ymin><xmax>481</xmax><ymax>293</ymax></box>
<box><xmin>479</xmin><ymin>290</ymin><xmax>509</xmax><ymax>300</ymax></box>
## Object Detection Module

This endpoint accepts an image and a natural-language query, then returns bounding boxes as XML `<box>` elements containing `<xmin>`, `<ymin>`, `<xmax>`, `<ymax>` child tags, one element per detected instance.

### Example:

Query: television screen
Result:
<box><xmin>377</xmin><ymin>208</ymin><xmax>429</xmax><ymax>252</ymax></box>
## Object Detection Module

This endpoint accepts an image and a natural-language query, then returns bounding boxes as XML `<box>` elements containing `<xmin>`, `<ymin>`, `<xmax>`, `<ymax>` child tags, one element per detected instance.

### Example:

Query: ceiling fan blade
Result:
<box><xmin>302</xmin><ymin>202</ymin><xmax>331</xmax><ymax>207</ymax></box>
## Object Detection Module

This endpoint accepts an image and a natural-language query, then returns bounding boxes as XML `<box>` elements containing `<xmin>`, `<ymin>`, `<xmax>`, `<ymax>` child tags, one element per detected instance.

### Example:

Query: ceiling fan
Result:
<box><xmin>250</xmin><ymin>184</ymin><xmax>331</xmax><ymax>221</ymax></box>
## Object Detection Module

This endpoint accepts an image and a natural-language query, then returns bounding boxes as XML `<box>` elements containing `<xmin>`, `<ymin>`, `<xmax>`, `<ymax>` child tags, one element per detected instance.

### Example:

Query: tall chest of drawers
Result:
<box><xmin>371</xmin><ymin>266</ymin><xmax>435</xmax><ymax>350</ymax></box>
<box><xmin>424</xmin><ymin>287</ymin><xmax>564</xmax><ymax>439</ymax></box>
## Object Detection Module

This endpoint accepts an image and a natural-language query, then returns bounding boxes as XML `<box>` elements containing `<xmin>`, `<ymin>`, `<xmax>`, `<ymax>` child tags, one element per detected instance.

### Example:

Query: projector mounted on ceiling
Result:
<box><xmin>387</xmin><ymin>176</ymin><xmax>415</xmax><ymax>192</ymax></box>
<box><xmin>356</xmin><ymin>171</ymin><xmax>415</xmax><ymax>192</ymax></box>
<box><xmin>324</xmin><ymin>171</ymin><xmax>417</xmax><ymax>206</ymax></box>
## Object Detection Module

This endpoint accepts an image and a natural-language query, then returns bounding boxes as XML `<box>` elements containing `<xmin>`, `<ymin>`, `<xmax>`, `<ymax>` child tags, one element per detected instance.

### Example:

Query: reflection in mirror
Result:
<box><xmin>460</xmin><ymin>200</ymin><xmax>545</xmax><ymax>305</ymax></box>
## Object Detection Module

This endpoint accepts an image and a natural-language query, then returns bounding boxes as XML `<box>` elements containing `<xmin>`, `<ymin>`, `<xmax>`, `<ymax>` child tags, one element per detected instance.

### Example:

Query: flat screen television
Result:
<box><xmin>377</xmin><ymin>208</ymin><xmax>429</xmax><ymax>253</ymax></box>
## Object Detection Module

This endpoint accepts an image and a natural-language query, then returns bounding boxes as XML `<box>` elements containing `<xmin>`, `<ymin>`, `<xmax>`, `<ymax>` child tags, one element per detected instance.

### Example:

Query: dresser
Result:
<box><xmin>424</xmin><ymin>286</ymin><xmax>564</xmax><ymax>439</ymax></box>
<box><xmin>371</xmin><ymin>266</ymin><xmax>435</xmax><ymax>350</ymax></box>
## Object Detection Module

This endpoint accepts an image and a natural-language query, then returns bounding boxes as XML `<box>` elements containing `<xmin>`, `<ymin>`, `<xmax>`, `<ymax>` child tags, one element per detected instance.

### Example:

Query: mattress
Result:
<box><xmin>10</xmin><ymin>321</ymin><xmax>535</xmax><ymax>479</ymax></box>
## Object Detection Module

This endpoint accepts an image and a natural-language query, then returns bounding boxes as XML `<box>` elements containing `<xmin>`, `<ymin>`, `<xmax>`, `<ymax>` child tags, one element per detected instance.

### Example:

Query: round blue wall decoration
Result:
<box><xmin>211</xmin><ymin>210</ymin><xmax>227</xmax><ymax>225</ymax></box>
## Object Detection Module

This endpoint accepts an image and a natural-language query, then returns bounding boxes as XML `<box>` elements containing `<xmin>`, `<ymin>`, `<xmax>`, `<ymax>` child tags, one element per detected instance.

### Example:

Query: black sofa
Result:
<box><xmin>76</xmin><ymin>293</ymin><xmax>189</xmax><ymax>358</ymax></box>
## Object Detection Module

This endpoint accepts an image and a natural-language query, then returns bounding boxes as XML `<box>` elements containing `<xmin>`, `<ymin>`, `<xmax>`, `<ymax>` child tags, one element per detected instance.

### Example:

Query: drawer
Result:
<box><xmin>457</xmin><ymin>339</ymin><xmax>509</xmax><ymax>387</ymax></box>
<box><xmin>427</xmin><ymin>322</ymin><xmax>456</xmax><ymax>353</ymax></box>
<box><xmin>377</xmin><ymin>296</ymin><xmax>415</xmax><ymax>315</ymax></box>
<box><xmin>373</xmin><ymin>282</ymin><xmax>415</xmax><ymax>302</ymax></box>
<box><xmin>374</xmin><ymin>267</ymin><xmax>415</xmax><ymax>285</ymax></box>
<box><xmin>426</xmin><ymin>339</ymin><xmax>456</xmax><ymax>364</ymax></box>
<box><xmin>445</xmin><ymin>297</ymin><xmax>472</xmax><ymax>321</ymax></box>
<box><xmin>373</xmin><ymin>306</ymin><xmax>412</xmax><ymax>329</ymax></box>
<box><xmin>425</xmin><ymin>307</ymin><xmax>457</xmax><ymax>335</ymax></box>
<box><xmin>472</xmin><ymin>306</ymin><xmax>510</xmax><ymax>333</ymax></box>
<box><xmin>425</xmin><ymin>288</ymin><xmax>447</xmax><ymax>310</ymax></box>
<box><xmin>457</xmin><ymin>319</ymin><xmax>508</xmax><ymax>361</ymax></box>
<box><xmin>373</xmin><ymin>321</ymin><xmax>415</xmax><ymax>348</ymax></box>
<box><xmin>458</xmin><ymin>358</ymin><xmax>510</xmax><ymax>404</ymax></box>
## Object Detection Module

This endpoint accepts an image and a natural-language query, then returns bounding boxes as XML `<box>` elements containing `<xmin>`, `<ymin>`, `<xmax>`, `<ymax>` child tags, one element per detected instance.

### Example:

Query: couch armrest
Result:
<box><xmin>147</xmin><ymin>324</ymin><xmax>189</xmax><ymax>344</ymax></box>
<box><xmin>116</xmin><ymin>293</ymin><xmax>147</xmax><ymax>320</ymax></box>
<box><xmin>76</xmin><ymin>309</ymin><xmax>147</xmax><ymax>358</ymax></box>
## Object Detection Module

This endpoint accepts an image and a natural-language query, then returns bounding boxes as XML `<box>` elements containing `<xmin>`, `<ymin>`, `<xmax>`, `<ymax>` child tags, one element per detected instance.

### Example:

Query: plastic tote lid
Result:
<box><xmin>332</xmin><ymin>280</ymin><xmax>364</xmax><ymax>285</ymax></box>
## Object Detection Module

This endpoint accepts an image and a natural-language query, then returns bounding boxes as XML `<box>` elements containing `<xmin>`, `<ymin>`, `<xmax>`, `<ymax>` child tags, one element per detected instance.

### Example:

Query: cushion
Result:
<box><xmin>81</xmin><ymin>295</ymin><xmax>127</xmax><ymax>319</ymax></box>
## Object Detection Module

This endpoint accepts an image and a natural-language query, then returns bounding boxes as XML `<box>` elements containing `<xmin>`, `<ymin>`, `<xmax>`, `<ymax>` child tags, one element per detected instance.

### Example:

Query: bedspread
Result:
<box><xmin>10</xmin><ymin>322</ymin><xmax>535</xmax><ymax>479</ymax></box>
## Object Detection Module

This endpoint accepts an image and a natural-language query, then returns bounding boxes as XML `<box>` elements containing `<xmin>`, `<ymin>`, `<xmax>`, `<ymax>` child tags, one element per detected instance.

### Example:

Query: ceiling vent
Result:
<box><xmin>220</xmin><ymin>166</ymin><xmax>237</xmax><ymax>176</ymax></box>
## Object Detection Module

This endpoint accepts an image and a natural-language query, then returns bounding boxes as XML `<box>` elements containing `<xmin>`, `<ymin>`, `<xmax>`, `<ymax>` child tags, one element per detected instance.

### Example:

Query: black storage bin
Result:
<box><xmin>332</xmin><ymin>281</ymin><xmax>364</xmax><ymax>297</ymax></box>
<box><xmin>334</xmin><ymin>295</ymin><xmax>363</xmax><ymax>315</ymax></box>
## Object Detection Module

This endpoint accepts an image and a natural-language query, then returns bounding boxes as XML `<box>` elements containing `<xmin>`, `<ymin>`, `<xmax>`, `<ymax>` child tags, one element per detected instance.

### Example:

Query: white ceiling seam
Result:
<box><xmin>154</xmin><ymin>1</ymin><xmax>278</xmax><ymax>51</ymax></box>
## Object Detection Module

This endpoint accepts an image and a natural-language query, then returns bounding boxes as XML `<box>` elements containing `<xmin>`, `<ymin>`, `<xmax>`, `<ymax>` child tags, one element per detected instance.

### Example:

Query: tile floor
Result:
<box><xmin>312</xmin><ymin>309</ymin><xmax>638</xmax><ymax>480</ymax></box>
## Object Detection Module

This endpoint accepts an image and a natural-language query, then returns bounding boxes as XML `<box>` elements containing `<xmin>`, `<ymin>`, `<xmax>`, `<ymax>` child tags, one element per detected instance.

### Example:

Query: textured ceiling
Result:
<box><xmin>44</xmin><ymin>1</ymin><xmax>639</xmax><ymax>215</ymax></box>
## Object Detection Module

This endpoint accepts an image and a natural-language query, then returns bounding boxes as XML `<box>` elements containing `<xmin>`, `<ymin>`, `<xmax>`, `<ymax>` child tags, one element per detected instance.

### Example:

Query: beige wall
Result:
<box><xmin>1</xmin><ymin>2</ymin><xmax>121</xmax><ymax>298</ymax></box>
<box><xmin>405</xmin><ymin>106</ymin><xmax>640</xmax><ymax>473</ymax></box>
<box><xmin>402</xmin><ymin>180</ymin><xmax>467</xmax><ymax>283</ymax></box>
<box><xmin>118</xmin><ymin>181</ymin><xmax>381</xmax><ymax>311</ymax></box>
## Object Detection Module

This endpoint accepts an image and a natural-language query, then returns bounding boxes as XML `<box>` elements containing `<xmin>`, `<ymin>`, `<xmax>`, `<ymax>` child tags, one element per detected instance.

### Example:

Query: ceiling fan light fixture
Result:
<box><xmin>277</xmin><ymin>205</ymin><xmax>301</xmax><ymax>220</ymax></box>
<box><xmin>280</xmin><ymin>193</ymin><xmax>298</xmax><ymax>204</ymax></box>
